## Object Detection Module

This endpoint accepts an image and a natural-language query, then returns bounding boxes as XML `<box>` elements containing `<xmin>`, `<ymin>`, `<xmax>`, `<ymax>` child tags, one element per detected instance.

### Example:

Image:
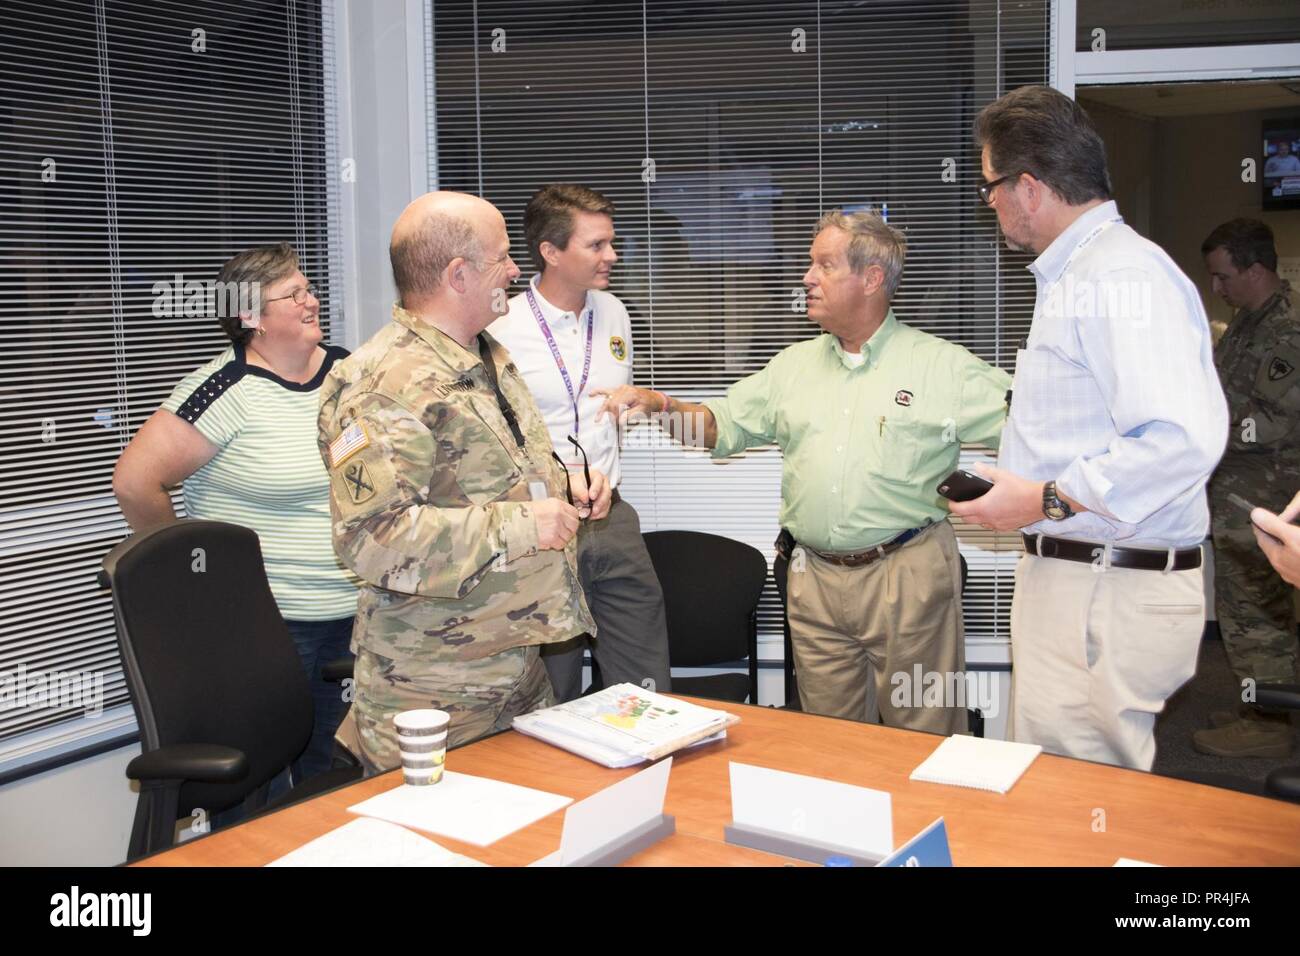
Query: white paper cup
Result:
<box><xmin>395</xmin><ymin>710</ymin><xmax>449</xmax><ymax>785</ymax></box>
<box><xmin>394</xmin><ymin>709</ymin><xmax>450</xmax><ymax>736</ymax></box>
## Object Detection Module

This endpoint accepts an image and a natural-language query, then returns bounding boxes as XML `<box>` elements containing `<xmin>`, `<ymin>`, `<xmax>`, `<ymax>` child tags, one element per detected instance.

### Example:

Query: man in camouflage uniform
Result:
<box><xmin>318</xmin><ymin>191</ymin><xmax>608</xmax><ymax>774</ymax></box>
<box><xmin>1195</xmin><ymin>218</ymin><xmax>1299</xmax><ymax>758</ymax></box>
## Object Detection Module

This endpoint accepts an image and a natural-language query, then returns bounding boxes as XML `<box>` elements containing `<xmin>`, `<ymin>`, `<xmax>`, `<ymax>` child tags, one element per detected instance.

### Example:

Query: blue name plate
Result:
<box><xmin>876</xmin><ymin>817</ymin><xmax>952</xmax><ymax>867</ymax></box>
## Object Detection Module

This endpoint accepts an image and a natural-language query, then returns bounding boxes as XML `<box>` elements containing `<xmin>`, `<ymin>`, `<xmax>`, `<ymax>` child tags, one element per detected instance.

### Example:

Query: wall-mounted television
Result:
<box><xmin>1263</xmin><ymin>119</ymin><xmax>1300</xmax><ymax>211</ymax></box>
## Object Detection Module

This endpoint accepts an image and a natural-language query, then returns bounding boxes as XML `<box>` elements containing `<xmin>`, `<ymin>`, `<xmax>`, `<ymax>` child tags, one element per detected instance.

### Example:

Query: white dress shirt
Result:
<box><xmin>490</xmin><ymin>274</ymin><xmax>634</xmax><ymax>488</ymax></box>
<box><xmin>999</xmin><ymin>200</ymin><xmax>1228</xmax><ymax>548</ymax></box>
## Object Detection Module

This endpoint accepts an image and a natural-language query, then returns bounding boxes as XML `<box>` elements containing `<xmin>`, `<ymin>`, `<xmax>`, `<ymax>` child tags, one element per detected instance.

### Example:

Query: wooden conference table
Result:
<box><xmin>139</xmin><ymin>698</ymin><xmax>1300</xmax><ymax>867</ymax></box>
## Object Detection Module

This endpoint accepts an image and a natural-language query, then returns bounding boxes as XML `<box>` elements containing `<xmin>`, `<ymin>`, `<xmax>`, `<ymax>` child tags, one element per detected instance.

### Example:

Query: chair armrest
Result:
<box><xmin>321</xmin><ymin>657</ymin><xmax>354</xmax><ymax>683</ymax></box>
<box><xmin>1257</xmin><ymin>684</ymin><xmax>1300</xmax><ymax>712</ymax></box>
<box><xmin>127</xmin><ymin>744</ymin><xmax>248</xmax><ymax>783</ymax></box>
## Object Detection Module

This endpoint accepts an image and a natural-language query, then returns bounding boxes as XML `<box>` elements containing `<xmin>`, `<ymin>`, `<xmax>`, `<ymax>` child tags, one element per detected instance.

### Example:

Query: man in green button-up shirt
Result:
<box><xmin>596</xmin><ymin>209</ymin><xmax>1010</xmax><ymax>732</ymax></box>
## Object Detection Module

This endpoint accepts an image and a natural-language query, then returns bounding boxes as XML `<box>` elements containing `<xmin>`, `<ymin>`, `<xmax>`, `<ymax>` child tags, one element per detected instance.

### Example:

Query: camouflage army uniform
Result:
<box><xmin>1208</xmin><ymin>279</ymin><xmax>1300</xmax><ymax>688</ymax></box>
<box><xmin>318</xmin><ymin>304</ymin><xmax>594</xmax><ymax>774</ymax></box>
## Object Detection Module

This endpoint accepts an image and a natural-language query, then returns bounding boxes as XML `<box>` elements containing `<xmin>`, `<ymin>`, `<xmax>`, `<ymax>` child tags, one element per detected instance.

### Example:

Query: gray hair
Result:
<box><xmin>389</xmin><ymin>210</ymin><xmax>483</xmax><ymax>303</ymax></box>
<box><xmin>816</xmin><ymin>209</ymin><xmax>907</xmax><ymax>299</ymax></box>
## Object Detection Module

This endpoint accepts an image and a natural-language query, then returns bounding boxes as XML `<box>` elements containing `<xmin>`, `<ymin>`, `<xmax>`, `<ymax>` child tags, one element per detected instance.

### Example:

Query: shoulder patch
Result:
<box><xmin>340</xmin><ymin>459</ymin><xmax>376</xmax><ymax>504</ymax></box>
<box><xmin>1256</xmin><ymin>340</ymin><xmax>1300</xmax><ymax>402</ymax></box>
<box><xmin>328</xmin><ymin>422</ymin><xmax>370</xmax><ymax>468</ymax></box>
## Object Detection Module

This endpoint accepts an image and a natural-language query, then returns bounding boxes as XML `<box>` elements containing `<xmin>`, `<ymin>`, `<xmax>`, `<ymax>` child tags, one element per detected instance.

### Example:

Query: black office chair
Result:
<box><xmin>1258</xmin><ymin>684</ymin><xmax>1300</xmax><ymax>800</ymax></box>
<box><xmin>641</xmin><ymin>530</ymin><xmax>767</xmax><ymax>705</ymax></box>
<box><xmin>773</xmin><ymin>539</ymin><xmax>979</xmax><ymax>733</ymax></box>
<box><xmin>102</xmin><ymin>519</ymin><xmax>362</xmax><ymax>860</ymax></box>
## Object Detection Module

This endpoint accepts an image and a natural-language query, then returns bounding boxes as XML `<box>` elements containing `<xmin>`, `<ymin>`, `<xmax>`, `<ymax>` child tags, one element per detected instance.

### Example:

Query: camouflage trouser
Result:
<box><xmin>335</xmin><ymin>644</ymin><xmax>555</xmax><ymax>776</ymax></box>
<box><xmin>1212</xmin><ymin>518</ymin><xmax>1299</xmax><ymax>686</ymax></box>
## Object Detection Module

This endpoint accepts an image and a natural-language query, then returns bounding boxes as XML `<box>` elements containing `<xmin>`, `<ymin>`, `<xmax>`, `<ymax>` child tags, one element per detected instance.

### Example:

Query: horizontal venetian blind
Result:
<box><xmin>431</xmin><ymin>0</ymin><xmax>1047</xmax><ymax>663</ymax></box>
<box><xmin>0</xmin><ymin>0</ymin><xmax>341</xmax><ymax>744</ymax></box>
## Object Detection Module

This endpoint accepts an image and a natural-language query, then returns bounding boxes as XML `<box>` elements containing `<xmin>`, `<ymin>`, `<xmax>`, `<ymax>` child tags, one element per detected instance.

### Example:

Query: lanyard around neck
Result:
<box><xmin>526</xmin><ymin>286</ymin><xmax>594</xmax><ymax>437</ymax></box>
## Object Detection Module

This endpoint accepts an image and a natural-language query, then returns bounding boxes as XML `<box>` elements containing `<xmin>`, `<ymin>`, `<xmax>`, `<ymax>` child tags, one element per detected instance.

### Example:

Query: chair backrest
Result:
<box><xmin>642</xmin><ymin>530</ymin><xmax>768</xmax><ymax>667</ymax></box>
<box><xmin>103</xmin><ymin>520</ymin><xmax>313</xmax><ymax>815</ymax></box>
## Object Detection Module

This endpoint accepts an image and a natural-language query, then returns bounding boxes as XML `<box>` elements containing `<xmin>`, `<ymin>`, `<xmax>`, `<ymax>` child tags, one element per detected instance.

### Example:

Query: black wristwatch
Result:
<box><xmin>1042</xmin><ymin>480</ymin><xmax>1074</xmax><ymax>521</ymax></box>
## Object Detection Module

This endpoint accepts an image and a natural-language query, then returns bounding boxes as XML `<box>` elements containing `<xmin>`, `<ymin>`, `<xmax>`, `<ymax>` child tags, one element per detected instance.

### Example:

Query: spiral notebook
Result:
<box><xmin>909</xmin><ymin>734</ymin><xmax>1042</xmax><ymax>794</ymax></box>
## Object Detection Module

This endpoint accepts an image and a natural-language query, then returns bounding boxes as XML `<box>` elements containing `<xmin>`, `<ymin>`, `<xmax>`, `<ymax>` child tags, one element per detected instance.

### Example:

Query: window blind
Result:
<box><xmin>429</xmin><ymin>0</ymin><xmax>1049</xmax><ymax>668</ymax></box>
<box><xmin>0</xmin><ymin>0</ymin><xmax>342</xmax><ymax>746</ymax></box>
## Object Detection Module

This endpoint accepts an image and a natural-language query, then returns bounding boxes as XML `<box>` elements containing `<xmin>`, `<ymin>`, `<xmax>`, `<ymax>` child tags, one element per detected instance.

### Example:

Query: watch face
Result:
<box><xmin>1045</xmin><ymin>504</ymin><xmax>1068</xmax><ymax>520</ymax></box>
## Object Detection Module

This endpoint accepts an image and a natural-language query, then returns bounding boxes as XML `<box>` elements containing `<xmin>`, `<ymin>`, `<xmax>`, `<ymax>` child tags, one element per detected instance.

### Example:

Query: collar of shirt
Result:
<box><xmin>1029</xmin><ymin>199</ymin><xmax>1122</xmax><ymax>286</ymax></box>
<box><xmin>528</xmin><ymin>274</ymin><xmax>593</xmax><ymax>326</ymax></box>
<box><xmin>391</xmin><ymin>302</ymin><xmax>485</xmax><ymax>374</ymax></box>
<box><xmin>1239</xmin><ymin>279</ymin><xmax>1293</xmax><ymax>325</ymax></box>
<box><xmin>825</xmin><ymin>308</ymin><xmax>900</xmax><ymax>371</ymax></box>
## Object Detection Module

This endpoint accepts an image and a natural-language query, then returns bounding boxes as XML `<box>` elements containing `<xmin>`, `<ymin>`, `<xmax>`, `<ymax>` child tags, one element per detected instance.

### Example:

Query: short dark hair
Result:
<box><xmin>389</xmin><ymin>210</ymin><xmax>481</xmax><ymax>305</ymax></box>
<box><xmin>524</xmin><ymin>184</ymin><xmax>616</xmax><ymax>272</ymax></box>
<box><xmin>215</xmin><ymin>242</ymin><xmax>299</xmax><ymax>345</ymax></box>
<box><xmin>1201</xmin><ymin>218</ymin><xmax>1278</xmax><ymax>273</ymax></box>
<box><xmin>974</xmin><ymin>85</ymin><xmax>1112</xmax><ymax>206</ymax></box>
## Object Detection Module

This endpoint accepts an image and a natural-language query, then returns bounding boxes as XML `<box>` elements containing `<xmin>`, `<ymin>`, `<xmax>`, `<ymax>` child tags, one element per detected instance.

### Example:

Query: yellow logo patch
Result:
<box><xmin>609</xmin><ymin>336</ymin><xmax>627</xmax><ymax>361</ymax></box>
<box><xmin>341</xmin><ymin>460</ymin><xmax>376</xmax><ymax>504</ymax></box>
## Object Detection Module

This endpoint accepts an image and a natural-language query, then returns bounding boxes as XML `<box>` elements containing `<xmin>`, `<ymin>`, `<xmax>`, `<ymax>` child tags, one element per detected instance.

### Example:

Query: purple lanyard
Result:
<box><xmin>525</xmin><ymin>287</ymin><xmax>594</xmax><ymax>437</ymax></box>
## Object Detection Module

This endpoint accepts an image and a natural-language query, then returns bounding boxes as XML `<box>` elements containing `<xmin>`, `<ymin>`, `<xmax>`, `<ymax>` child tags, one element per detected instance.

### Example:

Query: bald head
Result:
<box><xmin>389</xmin><ymin>191</ymin><xmax>504</xmax><ymax>306</ymax></box>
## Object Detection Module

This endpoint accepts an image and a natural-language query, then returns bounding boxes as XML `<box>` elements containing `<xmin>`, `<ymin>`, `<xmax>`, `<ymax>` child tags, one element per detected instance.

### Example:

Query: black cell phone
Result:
<box><xmin>937</xmin><ymin>469</ymin><xmax>994</xmax><ymax>502</ymax></box>
<box><xmin>1227</xmin><ymin>492</ymin><xmax>1285</xmax><ymax>542</ymax></box>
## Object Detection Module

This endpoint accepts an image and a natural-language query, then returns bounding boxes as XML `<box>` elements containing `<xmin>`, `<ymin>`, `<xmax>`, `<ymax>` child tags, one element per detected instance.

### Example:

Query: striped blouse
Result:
<box><xmin>161</xmin><ymin>343</ymin><xmax>359</xmax><ymax>621</ymax></box>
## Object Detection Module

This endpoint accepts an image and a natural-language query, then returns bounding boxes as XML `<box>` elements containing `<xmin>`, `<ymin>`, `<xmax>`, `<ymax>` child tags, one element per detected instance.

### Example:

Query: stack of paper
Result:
<box><xmin>268</xmin><ymin>818</ymin><xmax>488</xmax><ymax>867</ymax></box>
<box><xmin>513</xmin><ymin>683</ymin><xmax>739</xmax><ymax>767</ymax></box>
<box><xmin>347</xmin><ymin>771</ymin><xmax>573</xmax><ymax>846</ymax></box>
<box><xmin>909</xmin><ymin>734</ymin><xmax>1042</xmax><ymax>794</ymax></box>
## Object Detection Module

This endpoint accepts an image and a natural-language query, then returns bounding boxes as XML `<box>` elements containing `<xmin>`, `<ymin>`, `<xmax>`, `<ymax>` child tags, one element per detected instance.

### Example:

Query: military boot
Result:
<box><xmin>1193</xmin><ymin>710</ymin><xmax>1293</xmax><ymax>758</ymax></box>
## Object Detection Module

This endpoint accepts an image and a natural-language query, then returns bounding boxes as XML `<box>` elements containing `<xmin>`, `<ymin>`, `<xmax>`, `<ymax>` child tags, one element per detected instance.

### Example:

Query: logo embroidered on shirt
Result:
<box><xmin>609</xmin><ymin>336</ymin><xmax>627</xmax><ymax>361</ymax></box>
<box><xmin>895</xmin><ymin>389</ymin><xmax>913</xmax><ymax>407</ymax></box>
<box><xmin>1269</xmin><ymin>356</ymin><xmax>1295</xmax><ymax>382</ymax></box>
<box><xmin>328</xmin><ymin>422</ymin><xmax>369</xmax><ymax>468</ymax></box>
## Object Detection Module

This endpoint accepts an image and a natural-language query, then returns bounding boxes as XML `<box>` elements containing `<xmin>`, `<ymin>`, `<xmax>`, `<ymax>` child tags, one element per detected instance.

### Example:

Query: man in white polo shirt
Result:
<box><xmin>490</xmin><ymin>184</ymin><xmax>672</xmax><ymax>701</ymax></box>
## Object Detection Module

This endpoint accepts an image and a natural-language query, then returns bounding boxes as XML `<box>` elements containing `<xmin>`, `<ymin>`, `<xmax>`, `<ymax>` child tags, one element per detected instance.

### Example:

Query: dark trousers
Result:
<box><xmin>542</xmin><ymin>498</ymin><xmax>672</xmax><ymax>701</ymax></box>
<box><xmin>284</xmin><ymin>616</ymin><xmax>356</xmax><ymax>781</ymax></box>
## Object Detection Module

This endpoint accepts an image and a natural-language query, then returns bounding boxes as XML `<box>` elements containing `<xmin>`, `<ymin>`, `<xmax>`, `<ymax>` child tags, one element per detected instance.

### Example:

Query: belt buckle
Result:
<box><xmin>1038</xmin><ymin>535</ymin><xmax>1058</xmax><ymax>559</ymax></box>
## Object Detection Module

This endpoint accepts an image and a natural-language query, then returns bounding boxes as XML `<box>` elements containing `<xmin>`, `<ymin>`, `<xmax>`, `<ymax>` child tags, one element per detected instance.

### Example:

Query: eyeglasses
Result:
<box><xmin>977</xmin><ymin>174</ymin><xmax>1017</xmax><ymax>206</ymax></box>
<box><xmin>266</xmin><ymin>282</ymin><xmax>318</xmax><ymax>305</ymax></box>
<box><xmin>551</xmin><ymin>435</ymin><xmax>591</xmax><ymax>516</ymax></box>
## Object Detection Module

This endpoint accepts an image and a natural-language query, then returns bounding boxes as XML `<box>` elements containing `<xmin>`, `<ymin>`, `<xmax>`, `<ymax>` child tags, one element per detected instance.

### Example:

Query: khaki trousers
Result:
<box><xmin>1009</xmin><ymin>553</ymin><xmax>1204</xmax><ymax>771</ymax></box>
<box><xmin>787</xmin><ymin>521</ymin><xmax>966</xmax><ymax>735</ymax></box>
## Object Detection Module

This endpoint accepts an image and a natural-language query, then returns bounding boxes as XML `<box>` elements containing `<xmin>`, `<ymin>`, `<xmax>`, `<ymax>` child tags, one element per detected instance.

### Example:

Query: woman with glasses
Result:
<box><xmin>113</xmin><ymin>242</ymin><xmax>357</xmax><ymax>785</ymax></box>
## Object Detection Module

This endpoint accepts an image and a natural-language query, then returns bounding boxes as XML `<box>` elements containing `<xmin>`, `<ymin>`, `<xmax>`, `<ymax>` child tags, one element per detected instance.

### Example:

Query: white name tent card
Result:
<box><xmin>531</xmin><ymin>757</ymin><xmax>677</xmax><ymax>867</ymax></box>
<box><xmin>347</xmin><ymin>771</ymin><xmax>572</xmax><ymax>847</ymax></box>
<box><xmin>724</xmin><ymin>761</ymin><xmax>893</xmax><ymax>866</ymax></box>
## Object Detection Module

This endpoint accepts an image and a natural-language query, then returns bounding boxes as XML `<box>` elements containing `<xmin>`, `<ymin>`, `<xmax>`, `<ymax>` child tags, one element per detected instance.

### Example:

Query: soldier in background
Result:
<box><xmin>1195</xmin><ymin>218</ymin><xmax>1299</xmax><ymax>758</ymax></box>
<box><xmin>318</xmin><ymin>191</ymin><xmax>607</xmax><ymax>773</ymax></box>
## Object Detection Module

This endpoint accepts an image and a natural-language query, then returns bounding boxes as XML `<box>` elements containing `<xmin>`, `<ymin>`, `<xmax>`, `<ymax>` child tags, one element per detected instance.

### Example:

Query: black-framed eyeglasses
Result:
<box><xmin>551</xmin><ymin>435</ymin><xmax>591</xmax><ymax>514</ymax></box>
<box><xmin>977</xmin><ymin>174</ymin><xmax>1017</xmax><ymax>206</ymax></box>
<box><xmin>266</xmin><ymin>282</ymin><xmax>318</xmax><ymax>305</ymax></box>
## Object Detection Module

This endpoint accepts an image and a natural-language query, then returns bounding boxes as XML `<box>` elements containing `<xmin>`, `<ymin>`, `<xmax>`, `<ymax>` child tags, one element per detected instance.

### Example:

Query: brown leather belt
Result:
<box><xmin>797</xmin><ymin>524</ymin><xmax>929</xmax><ymax>568</ymax></box>
<box><xmin>1022</xmin><ymin>533</ymin><xmax>1201</xmax><ymax>571</ymax></box>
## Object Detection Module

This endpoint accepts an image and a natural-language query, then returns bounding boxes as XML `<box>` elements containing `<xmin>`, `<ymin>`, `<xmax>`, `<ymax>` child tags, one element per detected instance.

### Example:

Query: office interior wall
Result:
<box><xmin>1084</xmin><ymin>96</ymin><xmax>1300</xmax><ymax>332</ymax></box>
<box><xmin>0</xmin><ymin>742</ymin><xmax>139</xmax><ymax>866</ymax></box>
